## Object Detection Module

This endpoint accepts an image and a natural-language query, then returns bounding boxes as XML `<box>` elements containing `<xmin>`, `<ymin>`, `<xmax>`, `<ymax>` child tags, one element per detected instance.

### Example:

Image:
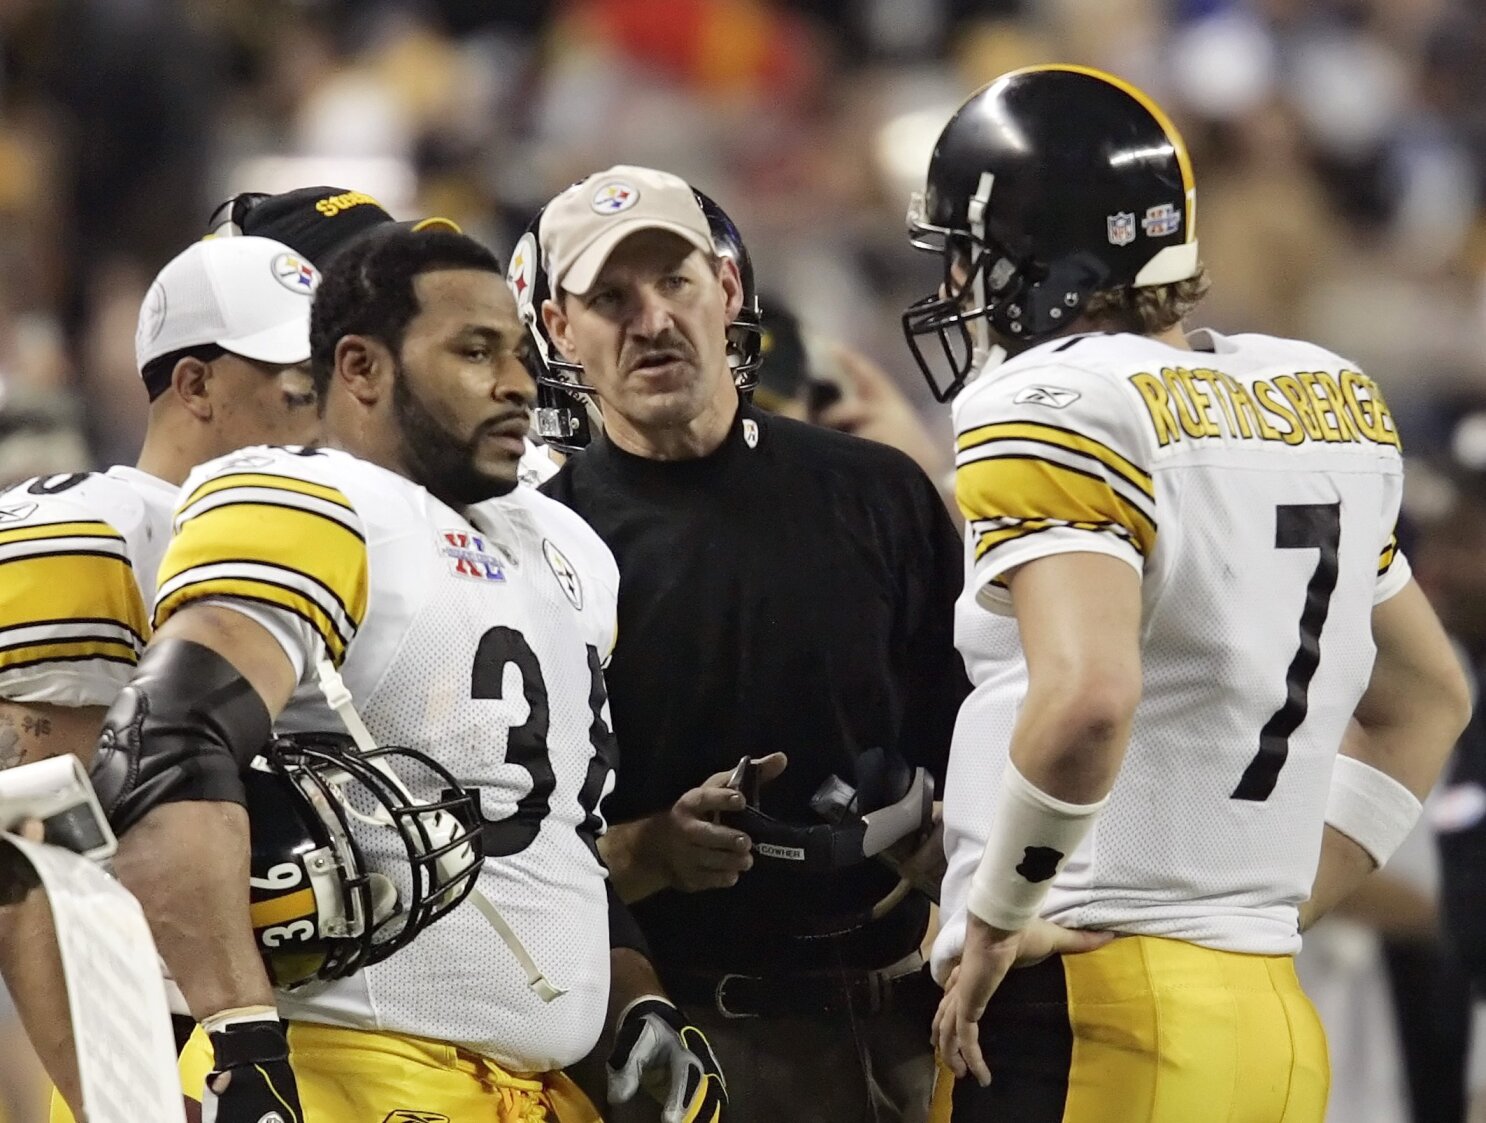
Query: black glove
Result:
<box><xmin>202</xmin><ymin>1018</ymin><xmax>303</xmax><ymax>1123</ymax></box>
<box><xmin>608</xmin><ymin>997</ymin><xmax>727</xmax><ymax>1123</ymax></box>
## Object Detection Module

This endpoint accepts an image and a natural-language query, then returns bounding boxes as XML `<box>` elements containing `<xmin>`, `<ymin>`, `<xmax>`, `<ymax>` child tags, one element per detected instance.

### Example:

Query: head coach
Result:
<box><xmin>527</xmin><ymin>165</ymin><xmax>970</xmax><ymax>1123</ymax></box>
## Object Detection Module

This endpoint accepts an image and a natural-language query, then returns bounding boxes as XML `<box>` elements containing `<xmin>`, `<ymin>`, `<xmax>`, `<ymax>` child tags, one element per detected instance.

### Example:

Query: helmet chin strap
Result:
<box><xmin>314</xmin><ymin>657</ymin><xmax>566</xmax><ymax>1003</ymax></box>
<box><xmin>963</xmin><ymin>171</ymin><xmax>1008</xmax><ymax>389</ymax></box>
<box><xmin>965</xmin><ymin>341</ymin><xmax>1008</xmax><ymax>389</ymax></box>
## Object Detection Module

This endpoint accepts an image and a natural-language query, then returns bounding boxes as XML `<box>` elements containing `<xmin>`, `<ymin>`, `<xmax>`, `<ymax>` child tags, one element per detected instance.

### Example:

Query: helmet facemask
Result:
<box><xmin>905</xmin><ymin>194</ymin><xmax>1119</xmax><ymax>401</ymax></box>
<box><xmin>903</xmin><ymin>180</ymin><xmax>1021</xmax><ymax>402</ymax></box>
<box><xmin>248</xmin><ymin>734</ymin><xmax>483</xmax><ymax>989</ymax></box>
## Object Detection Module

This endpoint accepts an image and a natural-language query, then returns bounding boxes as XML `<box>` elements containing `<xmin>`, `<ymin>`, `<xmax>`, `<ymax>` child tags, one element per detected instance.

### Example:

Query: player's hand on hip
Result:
<box><xmin>655</xmin><ymin>753</ymin><xmax>787</xmax><ymax>892</ymax></box>
<box><xmin>934</xmin><ymin>916</ymin><xmax>1112</xmax><ymax>1087</ymax></box>
<box><xmin>608</xmin><ymin>997</ymin><xmax>727</xmax><ymax>1123</ymax></box>
<box><xmin>201</xmin><ymin>1019</ymin><xmax>303</xmax><ymax>1123</ymax></box>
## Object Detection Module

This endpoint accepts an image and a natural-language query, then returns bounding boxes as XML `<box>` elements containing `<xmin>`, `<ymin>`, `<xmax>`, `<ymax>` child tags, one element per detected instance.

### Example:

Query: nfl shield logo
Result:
<box><xmin>1106</xmin><ymin>212</ymin><xmax>1136</xmax><ymax>247</ymax></box>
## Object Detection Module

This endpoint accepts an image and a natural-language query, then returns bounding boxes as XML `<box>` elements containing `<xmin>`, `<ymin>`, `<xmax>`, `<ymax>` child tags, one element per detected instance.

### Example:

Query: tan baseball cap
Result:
<box><xmin>539</xmin><ymin>165</ymin><xmax>713</xmax><ymax>296</ymax></box>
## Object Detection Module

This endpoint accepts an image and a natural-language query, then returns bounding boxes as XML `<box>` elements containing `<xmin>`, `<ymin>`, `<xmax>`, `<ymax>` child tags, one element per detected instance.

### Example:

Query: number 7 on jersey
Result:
<box><xmin>1232</xmin><ymin>502</ymin><xmax>1342</xmax><ymax>802</ymax></box>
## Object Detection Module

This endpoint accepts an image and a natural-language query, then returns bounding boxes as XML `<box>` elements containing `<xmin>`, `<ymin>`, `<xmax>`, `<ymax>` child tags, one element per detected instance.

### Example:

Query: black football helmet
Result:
<box><xmin>245</xmin><ymin>732</ymin><xmax>482</xmax><ymax>989</ymax></box>
<box><xmin>903</xmin><ymin>65</ymin><xmax>1201</xmax><ymax>401</ymax></box>
<box><xmin>508</xmin><ymin>188</ymin><xmax>763</xmax><ymax>454</ymax></box>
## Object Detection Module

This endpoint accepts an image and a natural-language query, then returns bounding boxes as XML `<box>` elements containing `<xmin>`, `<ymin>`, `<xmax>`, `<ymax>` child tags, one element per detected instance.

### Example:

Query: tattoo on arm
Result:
<box><xmin>0</xmin><ymin>718</ymin><xmax>21</xmax><ymax>771</ymax></box>
<box><xmin>0</xmin><ymin>703</ymin><xmax>104</xmax><ymax>770</ymax></box>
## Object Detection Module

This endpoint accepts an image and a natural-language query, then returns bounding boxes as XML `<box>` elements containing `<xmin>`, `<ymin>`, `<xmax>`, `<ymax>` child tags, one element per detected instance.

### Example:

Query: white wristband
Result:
<box><xmin>1324</xmin><ymin>755</ymin><xmax>1422</xmax><ymax>868</ymax></box>
<box><xmin>201</xmin><ymin>1005</ymin><xmax>279</xmax><ymax>1035</ymax></box>
<box><xmin>965</xmin><ymin>761</ymin><xmax>1107</xmax><ymax>932</ymax></box>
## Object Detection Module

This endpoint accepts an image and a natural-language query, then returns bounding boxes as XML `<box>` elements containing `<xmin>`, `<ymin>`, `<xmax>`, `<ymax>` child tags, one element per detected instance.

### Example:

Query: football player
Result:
<box><xmin>906</xmin><ymin>67</ymin><xmax>1472</xmax><ymax>1122</ymax></box>
<box><xmin>0</xmin><ymin>232</ymin><xmax>322</xmax><ymax>1117</ymax></box>
<box><xmin>20</xmin><ymin>184</ymin><xmax>469</xmax><ymax>1123</ymax></box>
<box><xmin>86</xmin><ymin>225</ymin><xmax>722</xmax><ymax>1123</ymax></box>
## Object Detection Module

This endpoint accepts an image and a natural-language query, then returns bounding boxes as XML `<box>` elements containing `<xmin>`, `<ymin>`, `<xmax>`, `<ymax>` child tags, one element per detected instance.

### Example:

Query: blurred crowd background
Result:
<box><xmin>3</xmin><ymin>0</ymin><xmax>1486</xmax><ymax>1120</ymax></box>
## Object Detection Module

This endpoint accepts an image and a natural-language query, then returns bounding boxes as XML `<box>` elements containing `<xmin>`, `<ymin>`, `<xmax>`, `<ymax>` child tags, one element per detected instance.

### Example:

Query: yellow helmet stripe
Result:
<box><xmin>999</xmin><ymin>63</ymin><xmax>1197</xmax><ymax>240</ymax></box>
<box><xmin>250</xmin><ymin>887</ymin><xmax>317</xmax><ymax>929</ymax></box>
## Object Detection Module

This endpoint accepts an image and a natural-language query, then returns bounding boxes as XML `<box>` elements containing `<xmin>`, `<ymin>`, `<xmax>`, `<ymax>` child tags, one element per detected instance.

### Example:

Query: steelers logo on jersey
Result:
<box><xmin>543</xmin><ymin>538</ymin><xmax>582</xmax><ymax>609</ymax></box>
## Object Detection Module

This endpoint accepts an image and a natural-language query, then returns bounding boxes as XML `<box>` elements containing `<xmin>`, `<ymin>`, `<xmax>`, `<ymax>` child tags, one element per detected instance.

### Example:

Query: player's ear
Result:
<box><xmin>335</xmin><ymin>334</ymin><xmax>390</xmax><ymax>406</ymax></box>
<box><xmin>542</xmin><ymin>297</ymin><xmax>579</xmax><ymax>363</ymax></box>
<box><xmin>172</xmin><ymin>356</ymin><xmax>213</xmax><ymax>421</ymax></box>
<box><xmin>716</xmin><ymin>256</ymin><xmax>743</xmax><ymax>323</ymax></box>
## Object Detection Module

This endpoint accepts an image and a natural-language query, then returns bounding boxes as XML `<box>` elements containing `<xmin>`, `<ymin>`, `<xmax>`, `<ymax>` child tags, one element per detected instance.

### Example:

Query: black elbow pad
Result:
<box><xmin>90</xmin><ymin>638</ymin><xmax>273</xmax><ymax>834</ymax></box>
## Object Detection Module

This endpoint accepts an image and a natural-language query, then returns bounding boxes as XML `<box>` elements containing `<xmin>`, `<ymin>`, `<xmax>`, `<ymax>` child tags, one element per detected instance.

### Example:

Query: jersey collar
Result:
<box><xmin>107</xmin><ymin>463</ymin><xmax>178</xmax><ymax>501</ymax></box>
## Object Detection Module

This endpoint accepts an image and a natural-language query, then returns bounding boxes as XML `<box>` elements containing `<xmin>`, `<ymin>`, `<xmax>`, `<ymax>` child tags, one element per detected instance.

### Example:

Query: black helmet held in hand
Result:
<box><xmin>245</xmin><ymin>732</ymin><xmax>482</xmax><ymax>989</ymax></box>
<box><xmin>903</xmin><ymin>65</ymin><xmax>1201</xmax><ymax>401</ymax></box>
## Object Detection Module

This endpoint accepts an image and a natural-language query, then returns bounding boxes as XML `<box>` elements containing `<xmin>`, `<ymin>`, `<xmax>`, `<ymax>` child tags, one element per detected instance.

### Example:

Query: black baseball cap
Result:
<box><xmin>206</xmin><ymin>186</ymin><xmax>461</xmax><ymax>266</ymax></box>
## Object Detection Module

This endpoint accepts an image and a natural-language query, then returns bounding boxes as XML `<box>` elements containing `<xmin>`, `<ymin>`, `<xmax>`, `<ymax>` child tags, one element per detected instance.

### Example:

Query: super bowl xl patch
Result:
<box><xmin>438</xmin><ymin>529</ymin><xmax>507</xmax><ymax>582</ymax></box>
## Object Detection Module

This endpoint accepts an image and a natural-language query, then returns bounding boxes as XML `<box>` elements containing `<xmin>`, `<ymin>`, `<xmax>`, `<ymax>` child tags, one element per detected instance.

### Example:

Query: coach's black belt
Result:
<box><xmin>667</xmin><ymin>952</ymin><xmax>927</xmax><ymax>1019</ymax></box>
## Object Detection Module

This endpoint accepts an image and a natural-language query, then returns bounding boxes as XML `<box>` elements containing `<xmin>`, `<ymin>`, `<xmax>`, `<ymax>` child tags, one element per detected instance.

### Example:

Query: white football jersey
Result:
<box><xmin>154</xmin><ymin>445</ymin><xmax>620</xmax><ymax>1071</ymax></box>
<box><xmin>935</xmin><ymin>329</ymin><xmax>1410</xmax><ymax>980</ymax></box>
<box><xmin>0</xmin><ymin>466</ymin><xmax>176</xmax><ymax>707</ymax></box>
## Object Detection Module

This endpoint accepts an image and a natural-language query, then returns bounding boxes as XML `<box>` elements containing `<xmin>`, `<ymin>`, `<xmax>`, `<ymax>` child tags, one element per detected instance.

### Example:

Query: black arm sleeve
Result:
<box><xmin>608</xmin><ymin>879</ymin><xmax>652</xmax><ymax>958</ymax></box>
<box><xmin>89</xmin><ymin>638</ymin><xmax>273</xmax><ymax>834</ymax></box>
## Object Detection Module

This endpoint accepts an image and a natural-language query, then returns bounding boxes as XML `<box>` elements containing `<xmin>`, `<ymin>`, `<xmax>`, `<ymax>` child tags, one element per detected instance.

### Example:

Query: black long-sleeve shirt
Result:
<box><xmin>542</xmin><ymin>398</ymin><xmax>969</xmax><ymax>974</ymax></box>
<box><xmin>1438</xmin><ymin>660</ymin><xmax>1486</xmax><ymax>992</ymax></box>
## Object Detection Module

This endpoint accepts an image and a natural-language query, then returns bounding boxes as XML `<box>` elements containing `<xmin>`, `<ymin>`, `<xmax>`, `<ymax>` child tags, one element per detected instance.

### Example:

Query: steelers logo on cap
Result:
<box><xmin>271</xmin><ymin>252</ymin><xmax>320</xmax><ymax>294</ymax></box>
<box><xmin>139</xmin><ymin>281</ymin><xmax>168</xmax><ymax>345</ymax></box>
<box><xmin>591</xmin><ymin>181</ymin><xmax>639</xmax><ymax>216</ymax></box>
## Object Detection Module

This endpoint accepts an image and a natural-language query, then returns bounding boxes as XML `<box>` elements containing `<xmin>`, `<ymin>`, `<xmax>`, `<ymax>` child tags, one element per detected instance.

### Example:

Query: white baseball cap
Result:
<box><xmin>539</xmin><ymin>165</ymin><xmax>714</xmax><ymax>296</ymax></box>
<box><xmin>135</xmin><ymin>235</ymin><xmax>320</xmax><ymax>373</ymax></box>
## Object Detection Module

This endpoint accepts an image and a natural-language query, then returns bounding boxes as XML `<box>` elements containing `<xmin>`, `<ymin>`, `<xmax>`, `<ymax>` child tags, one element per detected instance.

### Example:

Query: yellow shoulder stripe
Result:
<box><xmin>958</xmin><ymin>456</ymin><xmax>1156</xmax><ymax>558</ymax></box>
<box><xmin>156</xmin><ymin>578</ymin><xmax>351</xmax><ymax>664</ymax></box>
<box><xmin>972</xmin><ymin>518</ymin><xmax>1134</xmax><ymax>562</ymax></box>
<box><xmin>0</xmin><ymin>552</ymin><xmax>147</xmax><ymax>637</ymax></box>
<box><xmin>1378</xmin><ymin>534</ymin><xmax>1398</xmax><ymax>577</ymax></box>
<box><xmin>0</xmin><ymin>638</ymin><xmax>138</xmax><ymax>675</ymax></box>
<box><xmin>160</xmin><ymin>503</ymin><xmax>367</xmax><ymax>623</ymax></box>
<box><xmin>0</xmin><ymin>520</ymin><xmax>122</xmax><ymax>548</ymax></box>
<box><xmin>155</xmin><ymin>499</ymin><xmax>368</xmax><ymax>666</ymax></box>
<box><xmin>181</xmin><ymin>471</ymin><xmax>354</xmax><ymax>513</ymax></box>
<box><xmin>957</xmin><ymin>420</ymin><xmax>1154</xmax><ymax>499</ymax></box>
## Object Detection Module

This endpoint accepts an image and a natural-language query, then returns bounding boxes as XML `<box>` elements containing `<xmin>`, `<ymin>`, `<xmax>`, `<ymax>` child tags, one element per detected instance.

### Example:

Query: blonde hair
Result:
<box><xmin>1081</xmin><ymin>263</ymin><xmax>1211</xmax><ymax>335</ymax></box>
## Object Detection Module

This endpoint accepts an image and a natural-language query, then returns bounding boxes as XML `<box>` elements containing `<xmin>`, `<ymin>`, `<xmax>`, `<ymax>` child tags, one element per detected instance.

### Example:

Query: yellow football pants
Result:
<box><xmin>51</xmin><ymin>1021</ymin><xmax>601</xmax><ymax>1123</ymax></box>
<box><xmin>929</xmin><ymin>934</ymin><xmax>1330</xmax><ymax>1123</ymax></box>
